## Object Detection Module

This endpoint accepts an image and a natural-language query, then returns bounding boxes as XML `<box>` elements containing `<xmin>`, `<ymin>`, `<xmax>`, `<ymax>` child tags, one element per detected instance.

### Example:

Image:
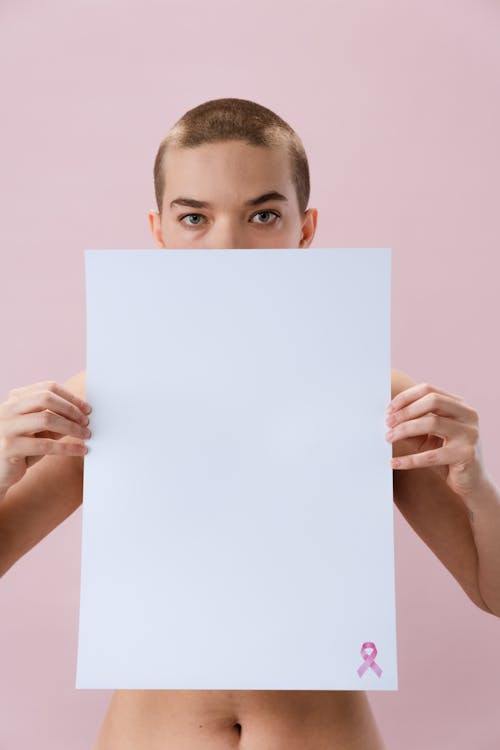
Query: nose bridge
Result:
<box><xmin>209</xmin><ymin>213</ymin><xmax>246</xmax><ymax>249</ymax></box>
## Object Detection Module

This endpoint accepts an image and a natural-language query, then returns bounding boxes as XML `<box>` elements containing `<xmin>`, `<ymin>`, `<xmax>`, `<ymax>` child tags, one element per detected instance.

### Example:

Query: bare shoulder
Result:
<box><xmin>62</xmin><ymin>368</ymin><xmax>87</xmax><ymax>399</ymax></box>
<box><xmin>390</xmin><ymin>367</ymin><xmax>418</xmax><ymax>400</ymax></box>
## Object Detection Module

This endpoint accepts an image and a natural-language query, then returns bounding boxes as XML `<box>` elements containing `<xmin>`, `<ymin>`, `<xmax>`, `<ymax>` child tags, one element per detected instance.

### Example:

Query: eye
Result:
<box><xmin>178</xmin><ymin>210</ymin><xmax>281</xmax><ymax>228</ymax></box>
<box><xmin>179</xmin><ymin>213</ymin><xmax>207</xmax><ymax>227</ymax></box>
<box><xmin>250</xmin><ymin>210</ymin><xmax>280</xmax><ymax>225</ymax></box>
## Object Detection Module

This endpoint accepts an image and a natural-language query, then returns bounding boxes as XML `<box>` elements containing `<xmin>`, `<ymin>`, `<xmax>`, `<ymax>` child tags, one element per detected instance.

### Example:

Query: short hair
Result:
<box><xmin>153</xmin><ymin>97</ymin><xmax>310</xmax><ymax>216</ymax></box>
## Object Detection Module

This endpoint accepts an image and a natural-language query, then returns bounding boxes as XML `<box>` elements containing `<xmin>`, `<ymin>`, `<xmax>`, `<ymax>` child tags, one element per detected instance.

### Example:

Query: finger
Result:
<box><xmin>2</xmin><ymin>411</ymin><xmax>91</xmax><ymax>441</ymax></box>
<box><xmin>388</xmin><ymin>383</ymin><xmax>465</xmax><ymax>412</ymax></box>
<box><xmin>3</xmin><ymin>387</ymin><xmax>90</xmax><ymax>426</ymax></box>
<box><xmin>3</xmin><ymin>435</ymin><xmax>88</xmax><ymax>460</ymax></box>
<box><xmin>23</xmin><ymin>435</ymin><xmax>87</xmax><ymax>467</ymax></box>
<box><xmin>387</xmin><ymin>414</ymin><xmax>478</xmax><ymax>443</ymax></box>
<box><xmin>391</xmin><ymin>444</ymin><xmax>459</xmax><ymax>470</ymax></box>
<box><xmin>387</xmin><ymin>392</ymin><xmax>478</xmax><ymax>427</ymax></box>
<box><xmin>7</xmin><ymin>381</ymin><xmax>91</xmax><ymax>417</ymax></box>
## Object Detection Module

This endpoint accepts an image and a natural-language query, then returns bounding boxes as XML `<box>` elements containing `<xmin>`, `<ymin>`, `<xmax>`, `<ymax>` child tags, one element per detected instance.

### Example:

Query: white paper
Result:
<box><xmin>76</xmin><ymin>247</ymin><xmax>397</xmax><ymax>690</ymax></box>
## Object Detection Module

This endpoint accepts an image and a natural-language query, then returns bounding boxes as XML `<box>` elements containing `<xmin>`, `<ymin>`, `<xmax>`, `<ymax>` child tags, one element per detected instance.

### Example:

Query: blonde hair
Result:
<box><xmin>153</xmin><ymin>97</ymin><xmax>310</xmax><ymax>215</ymax></box>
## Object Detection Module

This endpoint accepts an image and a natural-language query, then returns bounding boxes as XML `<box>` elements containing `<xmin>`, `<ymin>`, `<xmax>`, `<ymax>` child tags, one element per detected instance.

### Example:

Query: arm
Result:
<box><xmin>0</xmin><ymin>370</ymin><xmax>87</xmax><ymax>577</ymax></box>
<box><xmin>463</xmin><ymin>479</ymin><xmax>500</xmax><ymax>616</ymax></box>
<box><xmin>390</xmin><ymin>368</ymin><xmax>499</xmax><ymax>616</ymax></box>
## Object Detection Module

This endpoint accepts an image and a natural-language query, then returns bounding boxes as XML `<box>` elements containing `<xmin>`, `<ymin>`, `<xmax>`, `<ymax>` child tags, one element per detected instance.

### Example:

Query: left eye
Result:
<box><xmin>250</xmin><ymin>210</ymin><xmax>280</xmax><ymax>224</ymax></box>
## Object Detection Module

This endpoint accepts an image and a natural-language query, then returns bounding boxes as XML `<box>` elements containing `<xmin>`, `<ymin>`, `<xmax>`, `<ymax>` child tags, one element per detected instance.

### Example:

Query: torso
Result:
<box><xmin>93</xmin><ymin>689</ymin><xmax>386</xmax><ymax>749</ymax></box>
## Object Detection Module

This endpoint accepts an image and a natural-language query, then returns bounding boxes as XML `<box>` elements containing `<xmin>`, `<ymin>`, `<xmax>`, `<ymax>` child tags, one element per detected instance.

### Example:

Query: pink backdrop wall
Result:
<box><xmin>1</xmin><ymin>1</ymin><xmax>499</xmax><ymax>748</ymax></box>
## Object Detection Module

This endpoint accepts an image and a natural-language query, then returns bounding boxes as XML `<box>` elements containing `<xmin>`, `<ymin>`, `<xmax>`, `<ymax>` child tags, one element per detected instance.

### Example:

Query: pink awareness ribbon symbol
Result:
<box><xmin>357</xmin><ymin>641</ymin><xmax>383</xmax><ymax>678</ymax></box>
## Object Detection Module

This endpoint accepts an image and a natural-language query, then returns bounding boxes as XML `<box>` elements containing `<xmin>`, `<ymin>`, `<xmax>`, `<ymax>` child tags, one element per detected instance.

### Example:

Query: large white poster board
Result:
<box><xmin>76</xmin><ymin>247</ymin><xmax>397</xmax><ymax>690</ymax></box>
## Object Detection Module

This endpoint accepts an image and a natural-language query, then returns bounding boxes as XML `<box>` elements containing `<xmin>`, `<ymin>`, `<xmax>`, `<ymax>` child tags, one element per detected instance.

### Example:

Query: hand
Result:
<box><xmin>385</xmin><ymin>381</ymin><xmax>490</xmax><ymax>499</ymax></box>
<box><xmin>0</xmin><ymin>380</ymin><xmax>92</xmax><ymax>493</ymax></box>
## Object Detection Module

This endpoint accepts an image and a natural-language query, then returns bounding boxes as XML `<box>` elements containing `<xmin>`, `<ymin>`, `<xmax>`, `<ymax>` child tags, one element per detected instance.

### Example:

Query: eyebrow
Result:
<box><xmin>169</xmin><ymin>191</ymin><xmax>289</xmax><ymax>210</ymax></box>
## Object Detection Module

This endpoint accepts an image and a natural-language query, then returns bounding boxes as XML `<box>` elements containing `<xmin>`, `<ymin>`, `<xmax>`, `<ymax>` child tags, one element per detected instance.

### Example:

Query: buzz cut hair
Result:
<box><xmin>153</xmin><ymin>97</ymin><xmax>310</xmax><ymax>216</ymax></box>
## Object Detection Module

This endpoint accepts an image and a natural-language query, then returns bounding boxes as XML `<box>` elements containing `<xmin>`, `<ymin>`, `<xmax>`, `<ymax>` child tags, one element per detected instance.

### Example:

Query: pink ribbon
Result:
<box><xmin>357</xmin><ymin>641</ymin><xmax>382</xmax><ymax>678</ymax></box>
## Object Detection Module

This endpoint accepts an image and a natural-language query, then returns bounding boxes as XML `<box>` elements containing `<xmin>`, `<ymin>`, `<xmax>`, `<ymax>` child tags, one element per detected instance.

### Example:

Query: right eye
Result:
<box><xmin>179</xmin><ymin>213</ymin><xmax>207</xmax><ymax>228</ymax></box>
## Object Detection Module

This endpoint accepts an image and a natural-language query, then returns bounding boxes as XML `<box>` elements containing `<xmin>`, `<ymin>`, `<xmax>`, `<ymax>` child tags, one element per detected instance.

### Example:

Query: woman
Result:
<box><xmin>1</xmin><ymin>97</ymin><xmax>499</xmax><ymax>749</ymax></box>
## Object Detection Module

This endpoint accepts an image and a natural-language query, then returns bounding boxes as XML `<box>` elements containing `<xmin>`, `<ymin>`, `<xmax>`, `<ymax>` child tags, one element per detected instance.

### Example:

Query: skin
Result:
<box><xmin>148</xmin><ymin>139</ymin><xmax>317</xmax><ymax>250</ymax></box>
<box><xmin>1</xmin><ymin>138</ymin><xmax>498</xmax><ymax>749</ymax></box>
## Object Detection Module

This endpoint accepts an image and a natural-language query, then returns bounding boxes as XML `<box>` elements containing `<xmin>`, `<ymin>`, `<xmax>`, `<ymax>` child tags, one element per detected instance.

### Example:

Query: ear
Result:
<box><xmin>299</xmin><ymin>208</ymin><xmax>318</xmax><ymax>248</ymax></box>
<box><xmin>148</xmin><ymin>209</ymin><xmax>166</xmax><ymax>248</ymax></box>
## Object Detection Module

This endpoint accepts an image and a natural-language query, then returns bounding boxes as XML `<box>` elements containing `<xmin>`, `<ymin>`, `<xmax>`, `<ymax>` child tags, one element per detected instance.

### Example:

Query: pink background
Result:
<box><xmin>1</xmin><ymin>1</ymin><xmax>499</xmax><ymax>747</ymax></box>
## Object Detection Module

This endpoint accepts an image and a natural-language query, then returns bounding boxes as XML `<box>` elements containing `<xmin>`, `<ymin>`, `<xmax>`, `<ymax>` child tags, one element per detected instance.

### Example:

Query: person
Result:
<box><xmin>0</xmin><ymin>97</ymin><xmax>499</xmax><ymax>750</ymax></box>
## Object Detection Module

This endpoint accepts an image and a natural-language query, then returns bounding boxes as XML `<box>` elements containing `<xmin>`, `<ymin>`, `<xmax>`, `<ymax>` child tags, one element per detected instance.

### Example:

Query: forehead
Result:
<box><xmin>162</xmin><ymin>140</ymin><xmax>294</xmax><ymax>201</ymax></box>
